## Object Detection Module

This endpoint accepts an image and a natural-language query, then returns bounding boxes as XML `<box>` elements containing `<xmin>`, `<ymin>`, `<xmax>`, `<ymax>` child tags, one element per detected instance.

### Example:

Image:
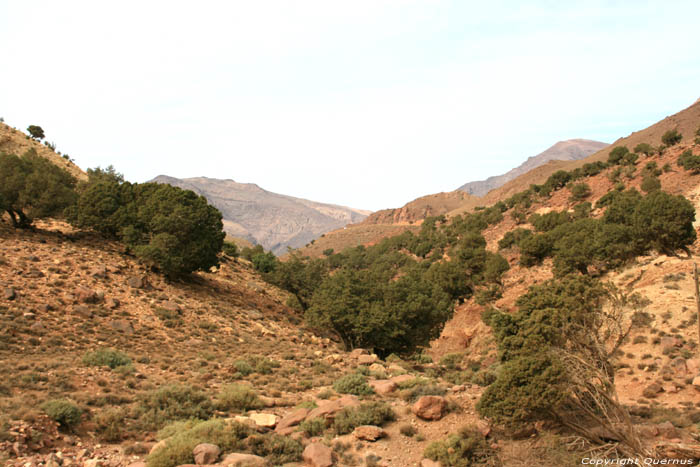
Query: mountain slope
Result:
<box><xmin>151</xmin><ymin>176</ymin><xmax>370</xmax><ymax>255</ymax></box>
<box><xmin>457</xmin><ymin>139</ymin><xmax>608</xmax><ymax>196</ymax></box>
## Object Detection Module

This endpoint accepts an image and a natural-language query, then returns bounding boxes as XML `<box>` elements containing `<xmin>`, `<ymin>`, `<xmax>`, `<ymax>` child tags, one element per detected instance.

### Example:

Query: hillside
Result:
<box><xmin>0</xmin><ymin>123</ymin><xmax>86</xmax><ymax>181</ymax></box>
<box><xmin>150</xmin><ymin>176</ymin><xmax>370</xmax><ymax>255</ymax></box>
<box><xmin>457</xmin><ymin>139</ymin><xmax>608</xmax><ymax>196</ymax></box>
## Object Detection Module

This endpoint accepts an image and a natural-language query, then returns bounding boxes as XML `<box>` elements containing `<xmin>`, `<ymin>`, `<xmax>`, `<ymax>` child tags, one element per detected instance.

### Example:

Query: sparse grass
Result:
<box><xmin>399</xmin><ymin>424</ymin><xmax>417</xmax><ymax>437</ymax></box>
<box><xmin>333</xmin><ymin>373</ymin><xmax>374</xmax><ymax>396</ymax></box>
<box><xmin>217</xmin><ymin>383</ymin><xmax>264</xmax><ymax>412</ymax></box>
<box><xmin>333</xmin><ymin>402</ymin><xmax>395</xmax><ymax>435</ymax></box>
<box><xmin>136</xmin><ymin>384</ymin><xmax>213</xmax><ymax>431</ymax></box>
<box><xmin>247</xmin><ymin>433</ymin><xmax>304</xmax><ymax>464</ymax></box>
<box><xmin>423</xmin><ymin>426</ymin><xmax>495</xmax><ymax>467</ymax></box>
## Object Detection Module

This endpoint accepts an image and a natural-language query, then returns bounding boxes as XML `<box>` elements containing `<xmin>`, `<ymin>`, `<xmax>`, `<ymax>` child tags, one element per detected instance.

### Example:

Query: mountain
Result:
<box><xmin>150</xmin><ymin>176</ymin><xmax>370</xmax><ymax>255</ymax></box>
<box><xmin>457</xmin><ymin>139</ymin><xmax>608</xmax><ymax>196</ymax></box>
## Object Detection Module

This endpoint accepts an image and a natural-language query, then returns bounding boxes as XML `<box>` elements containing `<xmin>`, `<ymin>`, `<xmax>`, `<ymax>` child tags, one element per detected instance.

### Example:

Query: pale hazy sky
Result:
<box><xmin>1</xmin><ymin>1</ymin><xmax>699</xmax><ymax>211</ymax></box>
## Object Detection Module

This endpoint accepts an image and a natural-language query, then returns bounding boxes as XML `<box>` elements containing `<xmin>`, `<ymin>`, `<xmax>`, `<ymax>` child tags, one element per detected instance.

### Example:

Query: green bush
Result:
<box><xmin>26</xmin><ymin>125</ymin><xmax>45</xmax><ymax>139</ymax></box>
<box><xmin>528</xmin><ymin>211</ymin><xmax>571</xmax><ymax>232</ymax></box>
<box><xmin>608</xmin><ymin>146</ymin><xmax>630</xmax><ymax>165</ymax></box>
<box><xmin>147</xmin><ymin>419</ymin><xmax>251</xmax><ymax>467</ymax></box>
<box><xmin>333</xmin><ymin>402</ymin><xmax>395</xmax><ymax>434</ymax></box>
<box><xmin>633</xmin><ymin>190</ymin><xmax>696</xmax><ymax>254</ymax></box>
<box><xmin>217</xmin><ymin>383</ymin><xmax>264</xmax><ymax>412</ymax></box>
<box><xmin>95</xmin><ymin>407</ymin><xmax>128</xmax><ymax>442</ymax></box>
<box><xmin>678</xmin><ymin>150</ymin><xmax>700</xmax><ymax>173</ymax></box>
<box><xmin>252</xmin><ymin>251</ymin><xmax>277</xmax><ymax>273</ymax></box>
<box><xmin>424</xmin><ymin>427</ymin><xmax>495</xmax><ymax>467</ymax></box>
<box><xmin>41</xmin><ymin>399</ymin><xmax>82</xmax><ymax>430</ymax></box>
<box><xmin>518</xmin><ymin>233</ymin><xmax>554</xmax><ymax>266</ymax></box>
<box><xmin>137</xmin><ymin>384</ymin><xmax>213</xmax><ymax>430</ymax></box>
<box><xmin>222</xmin><ymin>241</ymin><xmax>239</xmax><ymax>258</ymax></box>
<box><xmin>641</xmin><ymin>175</ymin><xmax>661</xmax><ymax>193</ymax></box>
<box><xmin>661</xmin><ymin>129</ymin><xmax>682</xmax><ymax>146</ymax></box>
<box><xmin>83</xmin><ymin>348</ymin><xmax>132</xmax><ymax>369</ymax></box>
<box><xmin>401</xmin><ymin>384</ymin><xmax>446</xmax><ymax>402</ymax></box>
<box><xmin>233</xmin><ymin>359</ymin><xmax>253</xmax><ymax>376</ymax></box>
<box><xmin>299</xmin><ymin>417</ymin><xmax>326</xmax><ymax>436</ymax></box>
<box><xmin>247</xmin><ymin>433</ymin><xmax>303</xmax><ymax>464</ymax></box>
<box><xmin>568</xmin><ymin>183</ymin><xmax>591</xmax><ymax>201</ymax></box>
<box><xmin>498</xmin><ymin>228</ymin><xmax>532</xmax><ymax>250</ymax></box>
<box><xmin>634</xmin><ymin>143</ymin><xmax>654</xmax><ymax>156</ymax></box>
<box><xmin>333</xmin><ymin>373</ymin><xmax>374</xmax><ymax>396</ymax></box>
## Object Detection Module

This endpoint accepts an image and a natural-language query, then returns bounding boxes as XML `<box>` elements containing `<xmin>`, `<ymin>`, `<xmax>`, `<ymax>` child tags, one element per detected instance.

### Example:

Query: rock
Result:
<box><xmin>387</xmin><ymin>364</ymin><xmax>406</xmax><ymax>375</ymax></box>
<box><xmin>83</xmin><ymin>460</ymin><xmax>101</xmax><ymax>467</ymax></box>
<box><xmin>3</xmin><ymin>287</ymin><xmax>16</xmax><ymax>300</ymax></box>
<box><xmin>693</xmin><ymin>375</ymin><xmax>700</xmax><ymax>390</ymax></box>
<box><xmin>38</xmin><ymin>303</ymin><xmax>53</xmax><ymax>312</ymax></box>
<box><xmin>109</xmin><ymin>319</ymin><xmax>134</xmax><ymax>335</ymax></box>
<box><xmin>353</xmin><ymin>425</ymin><xmax>386</xmax><ymax>441</ymax></box>
<box><xmin>105</xmin><ymin>298</ymin><xmax>120</xmax><ymax>309</ymax></box>
<box><xmin>669</xmin><ymin>357</ymin><xmax>688</xmax><ymax>374</ymax></box>
<box><xmin>412</xmin><ymin>396</ymin><xmax>447</xmax><ymax>421</ymax></box>
<box><xmin>642</xmin><ymin>382</ymin><xmax>663</xmax><ymax>398</ymax></box>
<box><xmin>368</xmin><ymin>379</ymin><xmax>397</xmax><ymax>395</ymax></box>
<box><xmin>126</xmin><ymin>463</ymin><xmax>146</xmax><ymax>467</ymax></box>
<box><xmin>358</xmin><ymin>354</ymin><xmax>378</xmax><ymax>365</ymax></box>
<box><xmin>220</xmin><ymin>453</ymin><xmax>267</xmax><ymax>466</ymax></box>
<box><xmin>246</xmin><ymin>309</ymin><xmax>263</xmax><ymax>320</ymax></box>
<box><xmin>193</xmin><ymin>443</ymin><xmax>220</xmax><ymax>465</ymax></box>
<box><xmin>275</xmin><ymin>408</ymin><xmax>309</xmax><ymax>434</ymax></box>
<box><xmin>30</xmin><ymin>322</ymin><xmax>46</xmax><ymax>334</ymax></box>
<box><xmin>45</xmin><ymin>453</ymin><xmax>61</xmax><ymax>467</ymax></box>
<box><xmin>420</xmin><ymin>460</ymin><xmax>441</xmax><ymax>467</ymax></box>
<box><xmin>302</xmin><ymin>442</ymin><xmax>334</xmax><ymax>467</ymax></box>
<box><xmin>476</xmin><ymin>420</ymin><xmax>491</xmax><ymax>437</ymax></box>
<box><xmin>26</xmin><ymin>267</ymin><xmax>44</xmax><ymax>278</ymax></box>
<box><xmin>162</xmin><ymin>301</ymin><xmax>181</xmax><ymax>312</ymax></box>
<box><xmin>127</xmin><ymin>275</ymin><xmax>149</xmax><ymax>289</ymax></box>
<box><xmin>657</xmin><ymin>421</ymin><xmax>681</xmax><ymax>440</ymax></box>
<box><xmin>324</xmin><ymin>354</ymin><xmax>342</xmax><ymax>364</ymax></box>
<box><xmin>686</xmin><ymin>358</ymin><xmax>699</xmax><ymax>374</ymax></box>
<box><xmin>306</xmin><ymin>395</ymin><xmax>359</xmax><ymax>420</ymax></box>
<box><xmin>90</xmin><ymin>266</ymin><xmax>107</xmax><ymax>279</ymax></box>
<box><xmin>350</xmin><ymin>348</ymin><xmax>369</xmax><ymax>357</ymax></box>
<box><xmin>663</xmin><ymin>383</ymin><xmax>678</xmax><ymax>394</ymax></box>
<box><xmin>369</xmin><ymin>363</ymin><xmax>385</xmax><ymax>373</ymax></box>
<box><xmin>75</xmin><ymin>287</ymin><xmax>99</xmax><ymax>304</ymax></box>
<box><xmin>390</xmin><ymin>374</ymin><xmax>414</xmax><ymax>385</ymax></box>
<box><xmin>249</xmin><ymin>413</ymin><xmax>278</xmax><ymax>428</ymax></box>
<box><xmin>73</xmin><ymin>305</ymin><xmax>94</xmax><ymax>318</ymax></box>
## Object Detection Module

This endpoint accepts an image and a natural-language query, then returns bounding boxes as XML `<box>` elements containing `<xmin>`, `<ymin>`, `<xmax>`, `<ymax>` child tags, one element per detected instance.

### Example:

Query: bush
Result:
<box><xmin>528</xmin><ymin>211</ymin><xmax>571</xmax><ymax>232</ymax></box>
<box><xmin>247</xmin><ymin>433</ymin><xmax>304</xmax><ymax>464</ymax></box>
<box><xmin>662</xmin><ymin>129</ymin><xmax>682</xmax><ymax>146</ymax></box>
<box><xmin>222</xmin><ymin>241</ymin><xmax>239</xmax><ymax>258</ymax></box>
<box><xmin>608</xmin><ymin>146</ymin><xmax>630</xmax><ymax>165</ymax></box>
<box><xmin>633</xmin><ymin>190</ymin><xmax>696</xmax><ymax>254</ymax></box>
<box><xmin>83</xmin><ymin>348</ymin><xmax>132</xmax><ymax>369</ymax></box>
<box><xmin>299</xmin><ymin>417</ymin><xmax>326</xmax><ymax>436</ymax></box>
<box><xmin>217</xmin><ymin>384</ymin><xmax>264</xmax><ymax>412</ymax></box>
<box><xmin>568</xmin><ymin>183</ymin><xmax>591</xmax><ymax>201</ymax></box>
<box><xmin>333</xmin><ymin>373</ymin><xmax>374</xmax><ymax>396</ymax></box>
<box><xmin>41</xmin><ymin>399</ymin><xmax>82</xmax><ymax>430</ymax></box>
<box><xmin>333</xmin><ymin>402</ymin><xmax>395</xmax><ymax>434</ymax></box>
<box><xmin>678</xmin><ymin>150</ymin><xmax>700</xmax><ymax>173</ymax></box>
<box><xmin>498</xmin><ymin>228</ymin><xmax>532</xmax><ymax>250</ymax></box>
<box><xmin>95</xmin><ymin>407</ymin><xmax>128</xmax><ymax>442</ymax></box>
<box><xmin>147</xmin><ymin>419</ymin><xmax>251</xmax><ymax>467</ymax></box>
<box><xmin>423</xmin><ymin>427</ymin><xmax>495</xmax><ymax>467</ymax></box>
<box><xmin>252</xmin><ymin>251</ymin><xmax>277</xmax><ymax>273</ymax></box>
<box><xmin>137</xmin><ymin>384</ymin><xmax>213</xmax><ymax>430</ymax></box>
<box><xmin>641</xmin><ymin>175</ymin><xmax>661</xmax><ymax>193</ymax></box>
<box><xmin>26</xmin><ymin>125</ymin><xmax>45</xmax><ymax>139</ymax></box>
<box><xmin>634</xmin><ymin>143</ymin><xmax>654</xmax><ymax>156</ymax></box>
<box><xmin>519</xmin><ymin>233</ymin><xmax>554</xmax><ymax>266</ymax></box>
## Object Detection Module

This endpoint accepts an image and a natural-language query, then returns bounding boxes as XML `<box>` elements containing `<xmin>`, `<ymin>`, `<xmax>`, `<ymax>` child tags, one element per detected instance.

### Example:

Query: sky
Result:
<box><xmin>1</xmin><ymin>1</ymin><xmax>699</xmax><ymax>212</ymax></box>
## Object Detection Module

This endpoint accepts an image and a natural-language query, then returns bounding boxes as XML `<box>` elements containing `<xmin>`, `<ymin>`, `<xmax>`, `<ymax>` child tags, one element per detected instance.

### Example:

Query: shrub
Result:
<box><xmin>333</xmin><ymin>373</ymin><xmax>374</xmax><ymax>396</ymax></box>
<box><xmin>147</xmin><ymin>419</ymin><xmax>251</xmax><ymax>467</ymax></box>
<box><xmin>641</xmin><ymin>175</ymin><xmax>661</xmax><ymax>193</ymax></box>
<box><xmin>83</xmin><ymin>348</ymin><xmax>132</xmax><ymax>369</ymax></box>
<box><xmin>608</xmin><ymin>146</ymin><xmax>630</xmax><ymax>165</ymax></box>
<box><xmin>26</xmin><ymin>125</ymin><xmax>45</xmax><ymax>139</ymax></box>
<box><xmin>519</xmin><ymin>233</ymin><xmax>554</xmax><ymax>266</ymax></box>
<box><xmin>233</xmin><ymin>359</ymin><xmax>253</xmax><ymax>376</ymax></box>
<box><xmin>95</xmin><ymin>407</ymin><xmax>128</xmax><ymax>442</ymax></box>
<box><xmin>661</xmin><ymin>129</ymin><xmax>682</xmax><ymax>146</ymax></box>
<box><xmin>528</xmin><ymin>211</ymin><xmax>571</xmax><ymax>232</ymax></box>
<box><xmin>634</xmin><ymin>143</ymin><xmax>654</xmax><ymax>156</ymax></box>
<box><xmin>217</xmin><ymin>384</ymin><xmax>264</xmax><ymax>412</ymax></box>
<box><xmin>252</xmin><ymin>251</ymin><xmax>277</xmax><ymax>273</ymax></box>
<box><xmin>137</xmin><ymin>384</ymin><xmax>213</xmax><ymax>430</ymax></box>
<box><xmin>333</xmin><ymin>402</ymin><xmax>395</xmax><ymax>434</ymax></box>
<box><xmin>222</xmin><ymin>241</ymin><xmax>239</xmax><ymax>258</ymax></box>
<box><xmin>41</xmin><ymin>399</ymin><xmax>82</xmax><ymax>430</ymax></box>
<box><xmin>498</xmin><ymin>228</ymin><xmax>532</xmax><ymax>250</ymax></box>
<box><xmin>247</xmin><ymin>433</ymin><xmax>304</xmax><ymax>464</ymax></box>
<box><xmin>633</xmin><ymin>190</ymin><xmax>696</xmax><ymax>254</ymax></box>
<box><xmin>401</xmin><ymin>384</ymin><xmax>447</xmax><ymax>402</ymax></box>
<box><xmin>678</xmin><ymin>150</ymin><xmax>700</xmax><ymax>173</ymax></box>
<box><xmin>568</xmin><ymin>183</ymin><xmax>591</xmax><ymax>202</ymax></box>
<box><xmin>424</xmin><ymin>426</ymin><xmax>495</xmax><ymax>467</ymax></box>
<box><xmin>400</xmin><ymin>424</ymin><xmax>417</xmax><ymax>437</ymax></box>
<box><xmin>299</xmin><ymin>417</ymin><xmax>326</xmax><ymax>436</ymax></box>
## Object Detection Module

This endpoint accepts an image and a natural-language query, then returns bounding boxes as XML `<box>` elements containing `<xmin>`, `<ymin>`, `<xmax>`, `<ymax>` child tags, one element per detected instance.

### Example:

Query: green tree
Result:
<box><xmin>251</xmin><ymin>251</ymin><xmax>277</xmax><ymax>273</ymax></box>
<box><xmin>0</xmin><ymin>150</ymin><xmax>77</xmax><ymax>227</ymax></box>
<box><xmin>568</xmin><ymin>182</ymin><xmax>591</xmax><ymax>202</ymax></box>
<box><xmin>661</xmin><ymin>129</ymin><xmax>682</xmax><ymax>146</ymax></box>
<box><xmin>633</xmin><ymin>190</ymin><xmax>696</xmax><ymax>254</ymax></box>
<box><xmin>607</xmin><ymin>146</ymin><xmax>629</xmax><ymax>165</ymax></box>
<box><xmin>678</xmin><ymin>149</ymin><xmax>700</xmax><ymax>173</ymax></box>
<box><xmin>633</xmin><ymin>143</ymin><xmax>654</xmax><ymax>156</ymax></box>
<box><xmin>265</xmin><ymin>253</ymin><xmax>327</xmax><ymax>311</ymax></box>
<box><xmin>26</xmin><ymin>125</ymin><xmax>45</xmax><ymax>140</ymax></box>
<box><xmin>640</xmin><ymin>175</ymin><xmax>661</xmax><ymax>193</ymax></box>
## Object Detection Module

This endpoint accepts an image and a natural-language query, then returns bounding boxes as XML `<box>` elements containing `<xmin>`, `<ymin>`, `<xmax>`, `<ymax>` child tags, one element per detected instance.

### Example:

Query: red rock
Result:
<box><xmin>275</xmin><ymin>408</ymin><xmax>309</xmax><ymax>433</ymax></box>
<box><xmin>412</xmin><ymin>396</ymin><xmax>447</xmax><ymax>421</ymax></box>
<box><xmin>306</xmin><ymin>395</ymin><xmax>359</xmax><ymax>420</ymax></box>
<box><xmin>390</xmin><ymin>374</ymin><xmax>414</xmax><ymax>385</ymax></box>
<box><xmin>75</xmin><ymin>287</ymin><xmax>99</xmax><ymax>304</ymax></box>
<box><xmin>358</xmin><ymin>354</ymin><xmax>378</xmax><ymax>365</ymax></box>
<box><xmin>302</xmin><ymin>442</ymin><xmax>334</xmax><ymax>467</ymax></box>
<box><xmin>193</xmin><ymin>443</ymin><xmax>220</xmax><ymax>465</ymax></box>
<box><xmin>368</xmin><ymin>379</ymin><xmax>397</xmax><ymax>395</ymax></box>
<box><xmin>353</xmin><ymin>425</ymin><xmax>386</xmax><ymax>441</ymax></box>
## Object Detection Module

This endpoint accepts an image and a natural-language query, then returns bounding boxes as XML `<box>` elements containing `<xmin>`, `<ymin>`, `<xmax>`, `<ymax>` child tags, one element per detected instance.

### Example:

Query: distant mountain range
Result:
<box><xmin>150</xmin><ymin>176</ymin><xmax>370</xmax><ymax>255</ymax></box>
<box><xmin>457</xmin><ymin>139</ymin><xmax>609</xmax><ymax>196</ymax></box>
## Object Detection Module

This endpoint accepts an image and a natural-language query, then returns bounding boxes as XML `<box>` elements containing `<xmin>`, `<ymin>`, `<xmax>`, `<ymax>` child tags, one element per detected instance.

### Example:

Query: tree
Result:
<box><xmin>633</xmin><ymin>190</ymin><xmax>696</xmax><ymax>255</ymax></box>
<box><xmin>478</xmin><ymin>275</ymin><xmax>648</xmax><ymax>457</ymax></box>
<box><xmin>640</xmin><ymin>175</ymin><xmax>661</xmax><ymax>193</ymax></box>
<box><xmin>0</xmin><ymin>150</ymin><xmax>77</xmax><ymax>228</ymax></box>
<box><xmin>568</xmin><ymin>182</ymin><xmax>591</xmax><ymax>202</ymax></box>
<box><xmin>661</xmin><ymin>129</ymin><xmax>682</xmax><ymax>146</ymax></box>
<box><xmin>265</xmin><ymin>253</ymin><xmax>327</xmax><ymax>311</ymax></box>
<box><xmin>678</xmin><ymin>149</ymin><xmax>700</xmax><ymax>173</ymax></box>
<box><xmin>26</xmin><ymin>125</ymin><xmax>45</xmax><ymax>140</ymax></box>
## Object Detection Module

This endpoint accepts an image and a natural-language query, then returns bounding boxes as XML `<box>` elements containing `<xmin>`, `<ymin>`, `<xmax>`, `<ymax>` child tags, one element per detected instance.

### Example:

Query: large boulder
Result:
<box><xmin>75</xmin><ymin>287</ymin><xmax>99</xmax><ymax>304</ymax></box>
<box><xmin>275</xmin><ymin>408</ymin><xmax>309</xmax><ymax>434</ymax></box>
<box><xmin>420</xmin><ymin>460</ymin><xmax>441</xmax><ymax>467</ymax></box>
<box><xmin>3</xmin><ymin>287</ymin><xmax>16</xmax><ymax>300</ymax></box>
<box><xmin>368</xmin><ymin>379</ymin><xmax>397</xmax><ymax>396</ymax></box>
<box><xmin>353</xmin><ymin>425</ymin><xmax>386</xmax><ymax>441</ymax></box>
<box><xmin>193</xmin><ymin>443</ymin><xmax>220</xmax><ymax>465</ymax></box>
<box><xmin>302</xmin><ymin>442</ymin><xmax>334</xmax><ymax>467</ymax></box>
<box><xmin>220</xmin><ymin>453</ymin><xmax>268</xmax><ymax>466</ymax></box>
<box><xmin>249</xmin><ymin>413</ymin><xmax>278</xmax><ymax>428</ymax></box>
<box><xmin>306</xmin><ymin>395</ymin><xmax>359</xmax><ymax>421</ymax></box>
<box><xmin>412</xmin><ymin>396</ymin><xmax>447</xmax><ymax>421</ymax></box>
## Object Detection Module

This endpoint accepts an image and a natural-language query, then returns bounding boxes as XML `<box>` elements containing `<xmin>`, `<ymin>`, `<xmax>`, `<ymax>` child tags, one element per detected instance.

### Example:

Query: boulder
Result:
<box><xmin>73</xmin><ymin>305</ymin><xmax>94</xmax><ymax>318</ymax></box>
<box><xmin>162</xmin><ymin>301</ymin><xmax>181</xmax><ymax>312</ymax></box>
<box><xmin>693</xmin><ymin>375</ymin><xmax>700</xmax><ymax>390</ymax></box>
<box><xmin>353</xmin><ymin>425</ymin><xmax>386</xmax><ymax>441</ymax></box>
<box><xmin>3</xmin><ymin>287</ymin><xmax>17</xmax><ymax>300</ymax></box>
<box><xmin>669</xmin><ymin>357</ymin><xmax>688</xmax><ymax>374</ymax></box>
<box><xmin>368</xmin><ymin>379</ymin><xmax>397</xmax><ymax>395</ymax></box>
<box><xmin>90</xmin><ymin>266</ymin><xmax>107</xmax><ymax>279</ymax></box>
<box><xmin>358</xmin><ymin>354</ymin><xmax>378</xmax><ymax>365</ymax></box>
<box><xmin>390</xmin><ymin>374</ymin><xmax>414</xmax><ymax>385</ymax></box>
<box><xmin>220</xmin><ymin>453</ymin><xmax>267</xmax><ymax>466</ymax></box>
<box><xmin>249</xmin><ymin>413</ymin><xmax>278</xmax><ymax>428</ymax></box>
<box><xmin>306</xmin><ymin>395</ymin><xmax>359</xmax><ymax>420</ymax></box>
<box><xmin>127</xmin><ymin>275</ymin><xmax>149</xmax><ymax>289</ymax></box>
<box><xmin>106</xmin><ymin>297</ymin><xmax>120</xmax><ymax>309</ymax></box>
<box><xmin>302</xmin><ymin>442</ymin><xmax>334</xmax><ymax>467</ymax></box>
<box><xmin>109</xmin><ymin>319</ymin><xmax>134</xmax><ymax>335</ymax></box>
<box><xmin>350</xmin><ymin>348</ymin><xmax>369</xmax><ymax>357</ymax></box>
<box><xmin>420</xmin><ymin>460</ymin><xmax>441</xmax><ymax>467</ymax></box>
<box><xmin>275</xmin><ymin>408</ymin><xmax>309</xmax><ymax>434</ymax></box>
<box><xmin>193</xmin><ymin>443</ymin><xmax>220</xmax><ymax>465</ymax></box>
<box><xmin>75</xmin><ymin>286</ymin><xmax>99</xmax><ymax>304</ymax></box>
<box><xmin>642</xmin><ymin>382</ymin><xmax>663</xmax><ymax>398</ymax></box>
<box><xmin>657</xmin><ymin>421</ymin><xmax>681</xmax><ymax>440</ymax></box>
<box><xmin>412</xmin><ymin>396</ymin><xmax>447</xmax><ymax>421</ymax></box>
